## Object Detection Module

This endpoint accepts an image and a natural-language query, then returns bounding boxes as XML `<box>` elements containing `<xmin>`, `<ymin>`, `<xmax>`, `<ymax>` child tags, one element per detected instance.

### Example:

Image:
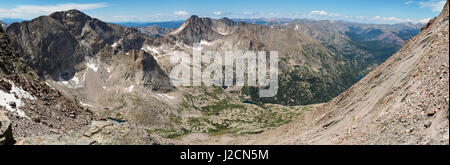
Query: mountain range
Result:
<box><xmin>1</xmin><ymin>1</ymin><xmax>448</xmax><ymax>145</ymax></box>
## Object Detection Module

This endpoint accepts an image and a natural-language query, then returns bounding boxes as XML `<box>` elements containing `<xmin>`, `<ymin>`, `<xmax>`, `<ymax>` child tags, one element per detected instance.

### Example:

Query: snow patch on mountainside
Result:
<box><xmin>0</xmin><ymin>81</ymin><xmax>36</xmax><ymax>118</ymax></box>
<box><xmin>79</xmin><ymin>101</ymin><xmax>94</xmax><ymax>108</ymax></box>
<box><xmin>57</xmin><ymin>71</ymin><xmax>86</xmax><ymax>89</ymax></box>
<box><xmin>127</xmin><ymin>85</ymin><xmax>134</xmax><ymax>92</ymax></box>
<box><xmin>86</xmin><ymin>60</ymin><xmax>99</xmax><ymax>72</ymax></box>
<box><xmin>200</xmin><ymin>40</ymin><xmax>213</xmax><ymax>46</ymax></box>
<box><xmin>141</xmin><ymin>45</ymin><xmax>159</xmax><ymax>54</ymax></box>
<box><xmin>111</xmin><ymin>42</ymin><xmax>118</xmax><ymax>48</ymax></box>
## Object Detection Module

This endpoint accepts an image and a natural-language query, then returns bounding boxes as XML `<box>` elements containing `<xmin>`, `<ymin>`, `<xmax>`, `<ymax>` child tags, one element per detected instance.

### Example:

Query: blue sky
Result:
<box><xmin>0</xmin><ymin>0</ymin><xmax>446</xmax><ymax>24</ymax></box>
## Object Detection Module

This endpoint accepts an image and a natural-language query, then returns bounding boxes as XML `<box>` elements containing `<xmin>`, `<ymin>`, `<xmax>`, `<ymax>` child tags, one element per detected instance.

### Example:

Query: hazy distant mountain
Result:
<box><xmin>0</xmin><ymin>18</ymin><xmax>25</xmax><ymax>25</ymax></box>
<box><xmin>115</xmin><ymin>20</ymin><xmax>184</xmax><ymax>29</ymax></box>
<box><xmin>138</xmin><ymin>25</ymin><xmax>172</xmax><ymax>37</ymax></box>
<box><xmin>232</xmin><ymin>18</ymin><xmax>294</xmax><ymax>25</ymax></box>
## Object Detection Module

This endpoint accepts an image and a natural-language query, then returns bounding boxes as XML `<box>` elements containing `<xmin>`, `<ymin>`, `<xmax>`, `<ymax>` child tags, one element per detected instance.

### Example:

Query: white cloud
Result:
<box><xmin>0</xmin><ymin>3</ymin><xmax>108</xmax><ymax>19</ymax></box>
<box><xmin>309</xmin><ymin>10</ymin><xmax>341</xmax><ymax>17</ymax></box>
<box><xmin>418</xmin><ymin>18</ymin><xmax>432</xmax><ymax>23</ymax></box>
<box><xmin>173</xmin><ymin>10</ymin><xmax>188</xmax><ymax>16</ymax></box>
<box><xmin>213</xmin><ymin>11</ymin><xmax>223</xmax><ymax>16</ymax></box>
<box><xmin>310</xmin><ymin>10</ymin><xmax>329</xmax><ymax>16</ymax></box>
<box><xmin>112</xmin><ymin>15</ymin><xmax>137</xmax><ymax>19</ymax></box>
<box><xmin>419</xmin><ymin>0</ymin><xmax>446</xmax><ymax>12</ymax></box>
<box><xmin>374</xmin><ymin>16</ymin><xmax>401</xmax><ymax>21</ymax></box>
<box><xmin>305</xmin><ymin>10</ymin><xmax>429</xmax><ymax>24</ymax></box>
<box><xmin>98</xmin><ymin>13</ymin><xmax>178</xmax><ymax>22</ymax></box>
<box><xmin>241</xmin><ymin>11</ymin><xmax>262</xmax><ymax>18</ymax></box>
<box><xmin>405</xmin><ymin>1</ymin><xmax>415</xmax><ymax>5</ymax></box>
<box><xmin>372</xmin><ymin>15</ymin><xmax>431</xmax><ymax>23</ymax></box>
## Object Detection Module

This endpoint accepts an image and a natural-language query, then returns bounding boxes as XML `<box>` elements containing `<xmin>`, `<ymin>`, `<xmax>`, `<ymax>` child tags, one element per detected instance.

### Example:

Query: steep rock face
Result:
<box><xmin>6</xmin><ymin>10</ymin><xmax>172</xmax><ymax>91</ymax></box>
<box><xmin>112</xmin><ymin>50</ymin><xmax>174</xmax><ymax>91</ymax></box>
<box><xmin>1</xmin><ymin>25</ymin><xmax>94</xmax><ymax>139</ymax></box>
<box><xmin>7</xmin><ymin>16</ymin><xmax>80</xmax><ymax>81</ymax></box>
<box><xmin>251</xmin><ymin>1</ymin><xmax>449</xmax><ymax>145</ymax></box>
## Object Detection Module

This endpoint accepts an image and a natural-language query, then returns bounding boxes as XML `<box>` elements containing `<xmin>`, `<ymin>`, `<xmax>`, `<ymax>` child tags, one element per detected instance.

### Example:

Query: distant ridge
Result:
<box><xmin>115</xmin><ymin>20</ymin><xmax>185</xmax><ymax>28</ymax></box>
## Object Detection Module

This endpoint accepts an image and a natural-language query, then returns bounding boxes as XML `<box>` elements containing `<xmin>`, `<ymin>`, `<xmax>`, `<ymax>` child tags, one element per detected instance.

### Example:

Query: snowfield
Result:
<box><xmin>0</xmin><ymin>81</ymin><xmax>36</xmax><ymax>117</ymax></box>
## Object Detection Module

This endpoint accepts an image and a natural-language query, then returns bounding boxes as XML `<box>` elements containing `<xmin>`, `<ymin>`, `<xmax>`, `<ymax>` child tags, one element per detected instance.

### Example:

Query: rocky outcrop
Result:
<box><xmin>113</xmin><ymin>50</ymin><xmax>174</xmax><ymax>92</ymax></box>
<box><xmin>0</xmin><ymin>110</ymin><xmax>14</xmax><ymax>145</ymax></box>
<box><xmin>17</xmin><ymin>120</ymin><xmax>177</xmax><ymax>145</ymax></box>
<box><xmin>0</xmin><ymin>27</ymin><xmax>31</xmax><ymax>75</ymax></box>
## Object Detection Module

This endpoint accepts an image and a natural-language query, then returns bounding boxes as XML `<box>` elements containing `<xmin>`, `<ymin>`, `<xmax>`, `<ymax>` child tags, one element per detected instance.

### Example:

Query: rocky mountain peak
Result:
<box><xmin>185</xmin><ymin>15</ymin><xmax>237</xmax><ymax>28</ymax></box>
<box><xmin>185</xmin><ymin>15</ymin><xmax>213</xmax><ymax>28</ymax></box>
<box><xmin>186</xmin><ymin>15</ymin><xmax>200</xmax><ymax>22</ymax></box>
<box><xmin>48</xmin><ymin>9</ymin><xmax>97</xmax><ymax>36</ymax></box>
<box><xmin>49</xmin><ymin>9</ymin><xmax>92</xmax><ymax>21</ymax></box>
<box><xmin>170</xmin><ymin>15</ymin><xmax>218</xmax><ymax>43</ymax></box>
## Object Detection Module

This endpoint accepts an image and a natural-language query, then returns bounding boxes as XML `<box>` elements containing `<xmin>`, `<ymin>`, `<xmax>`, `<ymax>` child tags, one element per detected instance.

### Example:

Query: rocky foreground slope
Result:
<box><xmin>246</xmin><ymin>1</ymin><xmax>449</xmax><ymax>145</ymax></box>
